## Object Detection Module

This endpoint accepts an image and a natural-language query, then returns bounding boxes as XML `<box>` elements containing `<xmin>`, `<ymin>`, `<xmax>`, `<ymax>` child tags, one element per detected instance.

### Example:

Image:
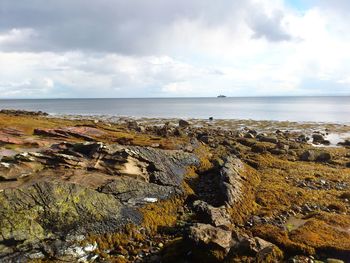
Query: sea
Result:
<box><xmin>0</xmin><ymin>96</ymin><xmax>349</xmax><ymax>123</ymax></box>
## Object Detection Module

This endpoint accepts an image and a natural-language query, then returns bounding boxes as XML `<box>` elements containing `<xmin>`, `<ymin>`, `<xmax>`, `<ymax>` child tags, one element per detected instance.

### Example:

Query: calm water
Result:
<box><xmin>0</xmin><ymin>97</ymin><xmax>349</xmax><ymax>123</ymax></box>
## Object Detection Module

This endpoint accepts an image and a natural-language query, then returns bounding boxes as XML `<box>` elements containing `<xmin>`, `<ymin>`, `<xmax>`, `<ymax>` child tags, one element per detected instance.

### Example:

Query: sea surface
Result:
<box><xmin>0</xmin><ymin>96</ymin><xmax>349</xmax><ymax>123</ymax></box>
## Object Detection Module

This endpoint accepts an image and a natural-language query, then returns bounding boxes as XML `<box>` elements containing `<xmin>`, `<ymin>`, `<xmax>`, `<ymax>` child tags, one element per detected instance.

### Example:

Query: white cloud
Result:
<box><xmin>0</xmin><ymin>0</ymin><xmax>349</xmax><ymax>97</ymax></box>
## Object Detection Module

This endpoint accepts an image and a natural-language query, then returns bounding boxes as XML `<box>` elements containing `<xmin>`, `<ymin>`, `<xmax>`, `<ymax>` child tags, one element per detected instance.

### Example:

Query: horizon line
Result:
<box><xmin>1</xmin><ymin>94</ymin><xmax>350</xmax><ymax>100</ymax></box>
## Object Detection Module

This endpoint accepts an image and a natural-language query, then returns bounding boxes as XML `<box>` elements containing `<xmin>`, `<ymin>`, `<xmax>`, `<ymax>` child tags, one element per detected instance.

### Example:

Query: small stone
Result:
<box><xmin>158</xmin><ymin>242</ymin><xmax>164</xmax><ymax>248</ymax></box>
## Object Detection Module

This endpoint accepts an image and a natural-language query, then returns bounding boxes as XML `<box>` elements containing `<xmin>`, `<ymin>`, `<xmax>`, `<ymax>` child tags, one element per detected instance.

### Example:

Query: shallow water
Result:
<box><xmin>0</xmin><ymin>96</ymin><xmax>349</xmax><ymax>123</ymax></box>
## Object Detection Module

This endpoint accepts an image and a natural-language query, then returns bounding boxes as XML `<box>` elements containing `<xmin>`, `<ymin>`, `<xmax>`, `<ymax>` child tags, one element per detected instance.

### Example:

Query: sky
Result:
<box><xmin>0</xmin><ymin>0</ymin><xmax>349</xmax><ymax>98</ymax></box>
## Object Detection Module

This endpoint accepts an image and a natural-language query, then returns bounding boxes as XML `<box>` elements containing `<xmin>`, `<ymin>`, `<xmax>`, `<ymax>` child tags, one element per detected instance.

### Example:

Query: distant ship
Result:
<box><xmin>217</xmin><ymin>95</ymin><xmax>226</xmax><ymax>98</ymax></box>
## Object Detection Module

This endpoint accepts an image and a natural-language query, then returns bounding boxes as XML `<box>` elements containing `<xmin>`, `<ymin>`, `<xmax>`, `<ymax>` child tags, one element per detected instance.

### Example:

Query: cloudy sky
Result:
<box><xmin>0</xmin><ymin>0</ymin><xmax>349</xmax><ymax>98</ymax></box>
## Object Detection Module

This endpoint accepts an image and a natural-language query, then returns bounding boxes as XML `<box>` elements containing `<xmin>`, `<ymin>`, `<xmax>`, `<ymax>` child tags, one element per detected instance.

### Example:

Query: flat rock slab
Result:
<box><xmin>33</xmin><ymin>126</ymin><xmax>106</xmax><ymax>141</ymax></box>
<box><xmin>0</xmin><ymin>181</ymin><xmax>141</xmax><ymax>258</ymax></box>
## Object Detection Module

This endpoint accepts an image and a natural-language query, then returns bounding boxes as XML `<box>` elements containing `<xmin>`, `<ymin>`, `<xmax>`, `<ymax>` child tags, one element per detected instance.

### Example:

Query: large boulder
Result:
<box><xmin>0</xmin><ymin>181</ymin><xmax>140</xmax><ymax>259</ymax></box>
<box><xmin>0</xmin><ymin>142</ymin><xmax>201</xmax><ymax>261</ymax></box>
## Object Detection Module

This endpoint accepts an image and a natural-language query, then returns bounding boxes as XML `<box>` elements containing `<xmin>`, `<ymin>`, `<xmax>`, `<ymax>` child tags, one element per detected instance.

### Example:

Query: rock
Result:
<box><xmin>259</xmin><ymin>136</ymin><xmax>278</xmax><ymax>144</ymax></box>
<box><xmin>99</xmin><ymin>177</ymin><xmax>181</xmax><ymax>205</ymax></box>
<box><xmin>326</xmin><ymin>259</ymin><xmax>345</xmax><ymax>263</ymax></box>
<box><xmin>0</xmin><ymin>128</ymin><xmax>35</xmax><ymax>145</ymax></box>
<box><xmin>338</xmin><ymin>140</ymin><xmax>350</xmax><ymax>147</ymax></box>
<box><xmin>297</xmin><ymin>134</ymin><xmax>308</xmax><ymax>142</ymax></box>
<box><xmin>188</xmin><ymin>223</ymin><xmax>233</xmax><ymax>251</ymax></box>
<box><xmin>198</xmin><ymin>135</ymin><xmax>213</xmax><ymax>144</ymax></box>
<box><xmin>192</xmin><ymin>200</ymin><xmax>231</xmax><ymax>228</ymax></box>
<box><xmin>127</xmin><ymin>120</ymin><xmax>140</xmax><ymax>130</ymax></box>
<box><xmin>0</xmin><ymin>181</ymin><xmax>141</xmax><ymax>259</ymax></box>
<box><xmin>237</xmin><ymin>138</ymin><xmax>256</xmax><ymax>147</ymax></box>
<box><xmin>238</xmin><ymin>237</ymin><xmax>276</xmax><ymax>255</ymax></box>
<box><xmin>299</xmin><ymin>150</ymin><xmax>332</xmax><ymax>163</ymax></box>
<box><xmin>251</xmin><ymin>144</ymin><xmax>267</xmax><ymax>153</ymax></box>
<box><xmin>300</xmin><ymin>150</ymin><xmax>317</xmax><ymax>161</ymax></box>
<box><xmin>34</xmin><ymin>126</ymin><xmax>105</xmax><ymax>141</ymax></box>
<box><xmin>312</xmin><ymin>133</ymin><xmax>325</xmax><ymax>143</ymax></box>
<box><xmin>0</xmin><ymin>134</ymin><xmax>24</xmax><ymax>145</ymax></box>
<box><xmin>244</xmin><ymin>133</ymin><xmax>255</xmax><ymax>139</ymax></box>
<box><xmin>248</xmin><ymin>130</ymin><xmax>258</xmax><ymax>136</ymax></box>
<box><xmin>255</xmin><ymin>245</ymin><xmax>284</xmax><ymax>263</ymax></box>
<box><xmin>209</xmin><ymin>117</ymin><xmax>214</xmax><ymax>121</ymax></box>
<box><xmin>0</xmin><ymin>109</ymin><xmax>48</xmax><ymax>116</ymax></box>
<box><xmin>156</xmin><ymin>124</ymin><xmax>170</xmax><ymax>137</ymax></box>
<box><xmin>316</xmin><ymin>152</ymin><xmax>332</xmax><ymax>162</ymax></box>
<box><xmin>71</xmin><ymin>142</ymin><xmax>106</xmax><ymax>157</ymax></box>
<box><xmin>219</xmin><ymin>157</ymin><xmax>245</xmax><ymax>206</ymax></box>
<box><xmin>124</xmin><ymin>146</ymin><xmax>200</xmax><ymax>187</ymax></box>
<box><xmin>178</xmin><ymin>119</ymin><xmax>190</xmax><ymax>128</ymax></box>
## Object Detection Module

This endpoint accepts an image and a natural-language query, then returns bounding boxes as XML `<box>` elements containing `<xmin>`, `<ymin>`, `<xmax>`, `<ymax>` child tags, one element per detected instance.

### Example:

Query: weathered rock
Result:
<box><xmin>300</xmin><ymin>150</ymin><xmax>317</xmax><ymax>161</ymax></box>
<box><xmin>99</xmin><ymin>177</ymin><xmax>181</xmax><ymax>205</ymax></box>
<box><xmin>338</xmin><ymin>140</ymin><xmax>350</xmax><ymax>147</ymax></box>
<box><xmin>251</xmin><ymin>144</ymin><xmax>267</xmax><ymax>153</ymax></box>
<box><xmin>124</xmin><ymin>146</ymin><xmax>200</xmax><ymax>187</ymax></box>
<box><xmin>188</xmin><ymin>223</ymin><xmax>233</xmax><ymax>251</ymax></box>
<box><xmin>198</xmin><ymin>134</ymin><xmax>214</xmax><ymax>144</ymax></box>
<box><xmin>0</xmin><ymin>134</ymin><xmax>24</xmax><ymax>145</ymax></box>
<box><xmin>312</xmin><ymin>133</ymin><xmax>325</xmax><ymax>143</ymax></box>
<box><xmin>299</xmin><ymin>150</ymin><xmax>332</xmax><ymax>162</ymax></box>
<box><xmin>0</xmin><ymin>128</ymin><xmax>36</xmax><ymax>145</ymax></box>
<box><xmin>0</xmin><ymin>181</ymin><xmax>141</xmax><ymax>259</ymax></box>
<box><xmin>259</xmin><ymin>135</ymin><xmax>278</xmax><ymax>144</ymax></box>
<box><xmin>127</xmin><ymin>120</ymin><xmax>139</xmax><ymax>130</ymax></box>
<box><xmin>244</xmin><ymin>133</ymin><xmax>255</xmax><ymax>139</ymax></box>
<box><xmin>238</xmin><ymin>237</ymin><xmax>276</xmax><ymax>255</ymax></box>
<box><xmin>179</xmin><ymin>119</ymin><xmax>190</xmax><ymax>128</ymax></box>
<box><xmin>326</xmin><ymin>259</ymin><xmax>345</xmax><ymax>263</ymax></box>
<box><xmin>297</xmin><ymin>134</ymin><xmax>309</xmax><ymax>142</ymax></box>
<box><xmin>316</xmin><ymin>152</ymin><xmax>332</xmax><ymax>162</ymax></box>
<box><xmin>219</xmin><ymin>157</ymin><xmax>245</xmax><ymax>206</ymax></box>
<box><xmin>10</xmin><ymin>143</ymin><xmax>200</xmax><ymax>189</ymax></box>
<box><xmin>255</xmin><ymin>245</ymin><xmax>284</xmax><ymax>263</ymax></box>
<box><xmin>192</xmin><ymin>200</ymin><xmax>231</xmax><ymax>228</ymax></box>
<box><xmin>34</xmin><ymin>126</ymin><xmax>105</xmax><ymax>141</ymax></box>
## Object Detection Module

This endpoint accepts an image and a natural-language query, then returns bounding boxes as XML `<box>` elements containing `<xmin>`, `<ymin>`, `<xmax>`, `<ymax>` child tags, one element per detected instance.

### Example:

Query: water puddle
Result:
<box><xmin>311</xmin><ymin>132</ymin><xmax>350</xmax><ymax>147</ymax></box>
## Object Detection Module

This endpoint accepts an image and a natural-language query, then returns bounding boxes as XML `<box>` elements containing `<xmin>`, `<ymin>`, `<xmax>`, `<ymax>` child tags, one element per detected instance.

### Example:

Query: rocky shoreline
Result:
<box><xmin>0</xmin><ymin>110</ymin><xmax>349</xmax><ymax>262</ymax></box>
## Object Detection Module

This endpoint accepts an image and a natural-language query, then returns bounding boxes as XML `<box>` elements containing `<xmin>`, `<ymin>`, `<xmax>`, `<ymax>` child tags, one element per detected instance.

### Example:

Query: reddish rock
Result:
<box><xmin>34</xmin><ymin>126</ymin><xmax>105</xmax><ymax>141</ymax></box>
<box><xmin>0</xmin><ymin>134</ymin><xmax>24</xmax><ymax>145</ymax></box>
<box><xmin>0</xmin><ymin>128</ymin><xmax>26</xmax><ymax>145</ymax></box>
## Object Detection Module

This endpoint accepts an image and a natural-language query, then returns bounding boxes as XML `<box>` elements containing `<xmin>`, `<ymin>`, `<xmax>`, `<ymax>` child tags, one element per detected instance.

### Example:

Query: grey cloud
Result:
<box><xmin>247</xmin><ymin>10</ymin><xmax>292</xmax><ymax>42</ymax></box>
<box><xmin>0</xmin><ymin>0</ymin><xmax>247</xmax><ymax>54</ymax></box>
